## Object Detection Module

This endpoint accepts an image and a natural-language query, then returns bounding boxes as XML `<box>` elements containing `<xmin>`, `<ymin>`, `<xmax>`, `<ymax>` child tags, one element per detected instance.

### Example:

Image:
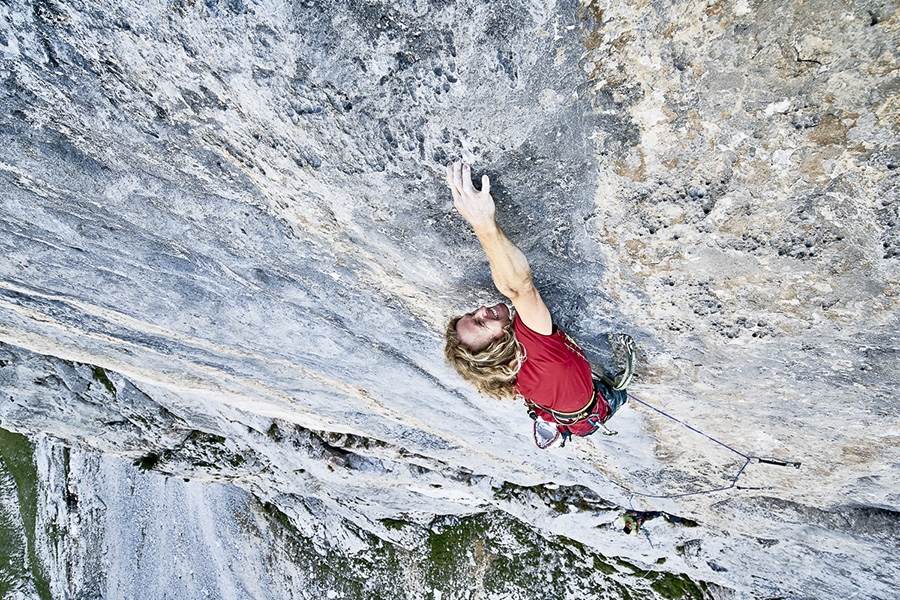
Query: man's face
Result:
<box><xmin>456</xmin><ymin>303</ymin><xmax>511</xmax><ymax>352</ymax></box>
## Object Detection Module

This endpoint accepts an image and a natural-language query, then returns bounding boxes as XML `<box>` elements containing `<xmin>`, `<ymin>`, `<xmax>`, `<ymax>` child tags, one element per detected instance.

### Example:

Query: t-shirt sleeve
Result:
<box><xmin>513</xmin><ymin>314</ymin><xmax>572</xmax><ymax>364</ymax></box>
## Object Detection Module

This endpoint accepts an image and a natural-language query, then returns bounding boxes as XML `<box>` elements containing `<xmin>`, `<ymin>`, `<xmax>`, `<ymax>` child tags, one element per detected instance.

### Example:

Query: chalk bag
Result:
<box><xmin>534</xmin><ymin>419</ymin><xmax>561</xmax><ymax>450</ymax></box>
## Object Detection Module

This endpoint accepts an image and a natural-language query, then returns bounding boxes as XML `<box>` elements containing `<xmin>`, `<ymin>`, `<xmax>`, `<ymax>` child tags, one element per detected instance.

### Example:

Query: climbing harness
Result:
<box><xmin>527</xmin><ymin>377</ymin><xmax>622</xmax><ymax>447</ymax></box>
<box><xmin>529</xmin><ymin>384</ymin><xmax>600</xmax><ymax>425</ymax></box>
<box><xmin>527</xmin><ymin>333</ymin><xmax>637</xmax><ymax>448</ymax></box>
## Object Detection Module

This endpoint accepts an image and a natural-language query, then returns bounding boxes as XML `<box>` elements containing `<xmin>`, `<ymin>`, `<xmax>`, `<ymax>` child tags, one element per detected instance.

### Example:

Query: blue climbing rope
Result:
<box><xmin>627</xmin><ymin>393</ymin><xmax>750</xmax><ymax>460</ymax></box>
<box><xmin>618</xmin><ymin>392</ymin><xmax>797</xmax><ymax>501</ymax></box>
<box><xmin>605</xmin><ymin>390</ymin><xmax>801</xmax><ymax>545</ymax></box>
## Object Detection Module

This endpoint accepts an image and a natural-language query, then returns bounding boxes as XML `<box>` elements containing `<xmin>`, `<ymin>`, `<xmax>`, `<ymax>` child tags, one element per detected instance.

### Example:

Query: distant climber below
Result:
<box><xmin>443</xmin><ymin>160</ymin><xmax>635</xmax><ymax>449</ymax></box>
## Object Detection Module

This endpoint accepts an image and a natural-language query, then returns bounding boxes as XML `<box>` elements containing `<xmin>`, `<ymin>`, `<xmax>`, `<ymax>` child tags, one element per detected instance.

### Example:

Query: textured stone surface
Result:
<box><xmin>1</xmin><ymin>0</ymin><xmax>898</xmax><ymax>598</ymax></box>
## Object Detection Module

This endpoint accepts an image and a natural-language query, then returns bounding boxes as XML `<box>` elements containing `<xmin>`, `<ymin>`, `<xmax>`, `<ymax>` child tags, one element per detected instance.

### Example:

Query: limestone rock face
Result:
<box><xmin>1</xmin><ymin>0</ymin><xmax>898</xmax><ymax>598</ymax></box>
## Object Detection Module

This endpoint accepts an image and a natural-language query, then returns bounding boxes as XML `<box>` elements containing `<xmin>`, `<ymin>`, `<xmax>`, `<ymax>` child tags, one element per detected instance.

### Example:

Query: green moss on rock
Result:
<box><xmin>91</xmin><ymin>366</ymin><xmax>116</xmax><ymax>397</ymax></box>
<box><xmin>0</xmin><ymin>427</ymin><xmax>52</xmax><ymax>600</ymax></box>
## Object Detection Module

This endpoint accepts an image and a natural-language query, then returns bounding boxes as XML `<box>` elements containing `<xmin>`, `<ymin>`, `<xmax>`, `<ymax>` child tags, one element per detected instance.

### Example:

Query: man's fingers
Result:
<box><xmin>447</xmin><ymin>163</ymin><xmax>458</xmax><ymax>185</ymax></box>
<box><xmin>445</xmin><ymin>160</ymin><xmax>491</xmax><ymax>200</ymax></box>
<box><xmin>452</xmin><ymin>160</ymin><xmax>463</xmax><ymax>188</ymax></box>
<box><xmin>461</xmin><ymin>164</ymin><xmax>474</xmax><ymax>193</ymax></box>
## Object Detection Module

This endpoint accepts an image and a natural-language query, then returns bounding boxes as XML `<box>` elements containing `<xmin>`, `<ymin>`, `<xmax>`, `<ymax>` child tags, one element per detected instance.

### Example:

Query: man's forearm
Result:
<box><xmin>445</xmin><ymin>160</ymin><xmax>537</xmax><ymax>300</ymax></box>
<box><xmin>446</xmin><ymin>160</ymin><xmax>553</xmax><ymax>333</ymax></box>
<box><xmin>474</xmin><ymin>222</ymin><xmax>535</xmax><ymax>300</ymax></box>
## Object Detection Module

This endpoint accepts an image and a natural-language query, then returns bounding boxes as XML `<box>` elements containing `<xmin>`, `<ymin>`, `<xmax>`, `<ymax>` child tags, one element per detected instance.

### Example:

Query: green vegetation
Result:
<box><xmin>91</xmin><ymin>366</ymin><xmax>116</xmax><ymax>397</ymax></box>
<box><xmin>649</xmin><ymin>572</ymin><xmax>708</xmax><ymax>599</ymax></box>
<box><xmin>266</xmin><ymin>422</ymin><xmax>282</xmax><ymax>442</ymax></box>
<box><xmin>0</xmin><ymin>427</ymin><xmax>52</xmax><ymax>600</ymax></box>
<box><xmin>0</xmin><ymin>421</ymin><xmax>718</xmax><ymax>600</ymax></box>
<box><xmin>0</xmin><ymin>467</ymin><xmax>27</xmax><ymax>598</ymax></box>
<box><xmin>0</xmin><ymin>417</ymin><xmax>715</xmax><ymax>600</ymax></box>
<box><xmin>133</xmin><ymin>452</ymin><xmax>161</xmax><ymax>471</ymax></box>
<box><xmin>492</xmin><ymin>480</ymin><xmax>617</xmax><ymax>515</ymax></box>
<box><xmin>132</xmin><ymin>430</ymin><xmax>250</xmax><ymax>473</ymax></box>
<box><xmin>379</xmin><ymin>518</ymin><xmax>407</xmax><ymax>531</ymax></box>
<box><xmin>257</xmin><ymin>498</ymin><xmax>715</xmax><ymax>600</ymax></box>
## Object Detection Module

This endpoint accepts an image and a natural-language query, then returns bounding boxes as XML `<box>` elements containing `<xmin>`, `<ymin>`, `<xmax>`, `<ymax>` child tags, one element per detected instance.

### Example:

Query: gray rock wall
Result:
<box><xmin>1</xmin><ymin>0</ymin><xmax>898</xmax><ymax>598</ymax></box>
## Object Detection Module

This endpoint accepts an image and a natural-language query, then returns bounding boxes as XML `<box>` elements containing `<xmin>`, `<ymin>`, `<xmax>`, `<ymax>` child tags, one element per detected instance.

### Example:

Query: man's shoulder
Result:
<box><xmin>514</xmin><ymin>312</ymin><xmax>560</xmax><ymax>340</ymax></box>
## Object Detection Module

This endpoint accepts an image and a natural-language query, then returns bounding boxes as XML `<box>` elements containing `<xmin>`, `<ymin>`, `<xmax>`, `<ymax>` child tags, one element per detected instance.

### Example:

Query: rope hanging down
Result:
<box><xmin>620</xmin><ymin>392</ymin><xmax>801</xmax><ymax>501</ymax></box>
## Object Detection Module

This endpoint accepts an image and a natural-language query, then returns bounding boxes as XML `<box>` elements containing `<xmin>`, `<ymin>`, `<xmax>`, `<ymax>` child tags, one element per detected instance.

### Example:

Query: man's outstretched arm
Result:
<box><xmin>446</xmin><ymin>160</ymin><xmax>553</xmax><ymax>335</ymax></box>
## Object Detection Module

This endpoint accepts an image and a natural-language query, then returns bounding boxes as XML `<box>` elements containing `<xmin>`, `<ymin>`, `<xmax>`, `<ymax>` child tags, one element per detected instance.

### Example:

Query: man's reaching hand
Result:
<box><xmin>446</xmin><ymin>160</ymin><xmax>496</xmax><ymax>234</ymax></box>
<box><xmin>443</xmin><ymin>160</ymin><xmax>553</xmax><ymax>334</ymax></box>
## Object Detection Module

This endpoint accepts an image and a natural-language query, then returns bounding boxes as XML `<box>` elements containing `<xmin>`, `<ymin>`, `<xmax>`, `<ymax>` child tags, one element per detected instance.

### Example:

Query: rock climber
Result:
<box><xmin>443</xmin><ymin>160</ymin><xmax>634</xmax><ymax>449</ymax></box>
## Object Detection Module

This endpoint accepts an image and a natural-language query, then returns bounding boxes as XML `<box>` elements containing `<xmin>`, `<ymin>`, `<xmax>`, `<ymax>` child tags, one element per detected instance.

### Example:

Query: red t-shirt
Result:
<box><xmin>513</xmin><ymin>313</ymin><xmax>595</xmax><ymax>413</ymax></box>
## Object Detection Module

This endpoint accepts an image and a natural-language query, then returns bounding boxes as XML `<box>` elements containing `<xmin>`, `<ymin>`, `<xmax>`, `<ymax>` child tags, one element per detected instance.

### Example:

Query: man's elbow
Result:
<box><xmin>498</xmin><ymin>273</ymin><xmax>536</xmax><ymax>300</ymax></box>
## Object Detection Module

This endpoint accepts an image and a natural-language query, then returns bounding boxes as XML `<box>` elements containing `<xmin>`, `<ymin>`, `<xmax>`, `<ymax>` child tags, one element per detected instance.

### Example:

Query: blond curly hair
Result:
<box><xmin>444</xmin><ymin>316</ymin><xmax>524</xmax><ymax>399</ymax></box>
